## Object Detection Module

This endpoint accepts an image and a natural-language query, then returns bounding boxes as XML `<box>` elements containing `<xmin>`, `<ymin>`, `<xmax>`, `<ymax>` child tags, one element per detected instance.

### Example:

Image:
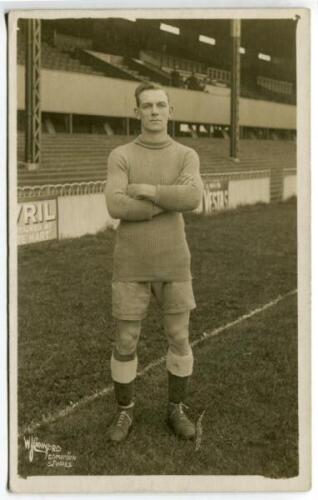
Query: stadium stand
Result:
<box><xmin>17</xmin><ymin>28</ymin><xmax>295</xmax><ymax>104</ymax></box>
<box><xmin>17</xmin><ymin>132</ymin><xmax>296</xmax><ymax>188</ymax></box>
<box><xmin>17</xmin><ymin>18</ymin><xmax>297</xmax><ymax>202</ymax></box>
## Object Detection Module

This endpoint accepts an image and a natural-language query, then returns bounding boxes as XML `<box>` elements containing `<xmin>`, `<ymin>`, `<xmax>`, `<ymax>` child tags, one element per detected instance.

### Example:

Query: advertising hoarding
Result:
<box><xmin>17</xmin><ymin>198</ymin><xmax>58</xmax><ymax>245</ymax></box>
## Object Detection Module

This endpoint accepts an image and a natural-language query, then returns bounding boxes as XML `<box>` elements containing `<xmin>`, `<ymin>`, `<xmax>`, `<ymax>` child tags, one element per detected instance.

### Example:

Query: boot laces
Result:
<box><xmin>116</xmin><ymin>410</ymin><xmax>132</xmax><ymax>427</ymax></box>
<box><xmin>172</xmin><ymin>402</ymin><xmax>189</xmax><ymax>417</ymax></box>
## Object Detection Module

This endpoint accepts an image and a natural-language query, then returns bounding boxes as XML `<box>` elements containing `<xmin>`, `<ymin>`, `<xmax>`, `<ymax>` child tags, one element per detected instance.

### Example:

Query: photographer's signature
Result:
<box><xmin>23</xmin><ymin>435</ymin><xmax>77</xmax><ymax>468</ymax></box>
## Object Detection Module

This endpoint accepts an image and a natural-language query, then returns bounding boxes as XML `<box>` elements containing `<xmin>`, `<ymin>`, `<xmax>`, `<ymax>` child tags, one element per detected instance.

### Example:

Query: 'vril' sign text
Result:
<box><xmin>18</xmin><ymin>199</ymin><xmax>58</xmax><ymax>245</ymax></box>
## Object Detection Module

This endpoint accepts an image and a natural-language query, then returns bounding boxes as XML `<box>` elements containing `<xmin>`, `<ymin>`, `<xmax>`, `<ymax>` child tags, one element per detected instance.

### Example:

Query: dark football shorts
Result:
<box><xmin>112</xmin><ymin>281</ymin><xmax>196</xmax><ymax>320</ymax></box>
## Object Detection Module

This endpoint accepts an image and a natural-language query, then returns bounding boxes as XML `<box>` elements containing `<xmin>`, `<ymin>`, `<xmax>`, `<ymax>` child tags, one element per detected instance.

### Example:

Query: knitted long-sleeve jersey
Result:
<box><xmin>105</xmin><ymin>135</ymin><xmax>203</xmax><ymax>282</ymax></box>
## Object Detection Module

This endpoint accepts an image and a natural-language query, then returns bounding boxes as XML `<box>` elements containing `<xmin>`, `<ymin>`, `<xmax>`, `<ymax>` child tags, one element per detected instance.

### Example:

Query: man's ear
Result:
<box><xmin>168</xmin><ymin>105</ymin><xmax>174</xmax><ymax>119</ymax></box>
<box><xmin>134</xmin><ymin>107</ymin><xmax>141</xmax><ymax>120</ymax></box>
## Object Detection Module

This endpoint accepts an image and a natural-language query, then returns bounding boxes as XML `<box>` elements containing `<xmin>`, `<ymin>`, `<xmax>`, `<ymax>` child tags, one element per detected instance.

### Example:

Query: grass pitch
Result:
<box><xmin>17</xmin><ymin>201</ymin><xmax>298</xmax><ymax>477</ymax></box>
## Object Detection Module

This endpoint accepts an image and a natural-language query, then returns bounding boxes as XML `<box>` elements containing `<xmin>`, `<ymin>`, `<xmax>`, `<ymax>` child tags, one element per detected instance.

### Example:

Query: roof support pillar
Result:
<box><xmin>230</xmin><ymin>19</ymin><xmax>241</xmax><ymax>160</ymax></box>
<box><xmin>25</xmin><ymin>19</ymin><xmax>41</xmax><ymax>170</ymax></box>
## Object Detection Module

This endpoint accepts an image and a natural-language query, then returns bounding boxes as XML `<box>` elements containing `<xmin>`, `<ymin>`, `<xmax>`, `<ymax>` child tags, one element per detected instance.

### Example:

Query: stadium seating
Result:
<box><xmin>17</xmin><ymin>39</ymin><xmax>105</xmax><ymax>76</ymax></box>
<box><xmin>17</xmin><ymin>33</ymin><xmax>295</xmax><ymax>105</ymax></box>
<box><xmin>138</xmin><ymin>49</ymin><xmax>295</xmax><ymax>104</ymax></box>
<box><xmin>17</xmin><ymin>133</ymin><xmax>296</xmax><ymax>187</ymax></box>
<box><xmin>120</xmin><ymin>57</ymin><xmax>171</xmax><ymax>85</ymax></box>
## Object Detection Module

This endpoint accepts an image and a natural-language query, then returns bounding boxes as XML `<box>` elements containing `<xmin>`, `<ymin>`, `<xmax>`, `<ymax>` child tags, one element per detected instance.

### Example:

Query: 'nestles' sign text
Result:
<box><xmin>195</xmin><ymin>179</ymin><xmax>229</xmax><ymax>214</ymax></box>
<box><xmin>18</xmin><ymin>199</ymin><xmax>58</xmax><ymax>245</ymax></box>
<box><xmin>204</xmin><ymin>180</ymin><xmax>229</xmax><ymax>213</ymax></box>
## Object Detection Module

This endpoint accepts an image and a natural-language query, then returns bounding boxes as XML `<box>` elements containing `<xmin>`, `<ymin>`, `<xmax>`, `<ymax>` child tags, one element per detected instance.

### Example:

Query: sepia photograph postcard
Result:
<box><xmin>7</xmin><ymin>6</ymin><xmax>311</xmax><ymax>493</ymax></box>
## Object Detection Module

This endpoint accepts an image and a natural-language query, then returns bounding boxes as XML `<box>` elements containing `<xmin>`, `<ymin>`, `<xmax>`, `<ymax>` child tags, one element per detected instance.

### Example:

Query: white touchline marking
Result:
<box><xmin>192</xmin><ymin>288</ymin><xmax>297</xmax><ymax>348</ymax></box>
<box><xmin>20</xmin><ymin>288</ymin><xmax>297</xmax><ymax>437</ymax></box>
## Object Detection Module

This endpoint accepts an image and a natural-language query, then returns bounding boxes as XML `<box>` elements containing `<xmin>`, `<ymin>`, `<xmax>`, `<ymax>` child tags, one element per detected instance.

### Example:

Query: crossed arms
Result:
<box><xmin>105</xmin><ymin>149</ymin><xmax>204</xmax><ymax>222</ymax></box>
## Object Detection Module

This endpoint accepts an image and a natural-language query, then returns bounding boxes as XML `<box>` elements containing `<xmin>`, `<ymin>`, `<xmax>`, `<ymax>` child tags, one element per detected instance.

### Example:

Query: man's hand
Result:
<box><xmin>127</xmin><ymin>184</ymin><xmax>157</xmax><ymax>201</ymax></box>
<box><xmin>152</xmin><ymin>204</ymin><xmax>164</xmax><ymax>217</ymax></box>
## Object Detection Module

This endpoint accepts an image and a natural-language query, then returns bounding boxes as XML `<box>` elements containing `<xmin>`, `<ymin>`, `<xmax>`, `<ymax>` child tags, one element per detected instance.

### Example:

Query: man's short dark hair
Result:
<box><xmin>135</xmin><ymin>82</ymin><xmax>169</xmax><ymax>107</ymax></box>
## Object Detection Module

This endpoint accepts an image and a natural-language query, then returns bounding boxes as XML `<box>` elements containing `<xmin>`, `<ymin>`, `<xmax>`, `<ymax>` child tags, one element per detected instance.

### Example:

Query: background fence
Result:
<box><xmin>17</xmin><ymin>168</ymin><xmax>296</xmax><ymax>245</ymax></box>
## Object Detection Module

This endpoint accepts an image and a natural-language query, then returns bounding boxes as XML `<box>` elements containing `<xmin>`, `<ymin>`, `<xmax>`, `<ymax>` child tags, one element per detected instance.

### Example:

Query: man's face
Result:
<box><xmin>135</xmin><ymin>89</ymin><xmax>173</xmax><ymax>134</ymax></box>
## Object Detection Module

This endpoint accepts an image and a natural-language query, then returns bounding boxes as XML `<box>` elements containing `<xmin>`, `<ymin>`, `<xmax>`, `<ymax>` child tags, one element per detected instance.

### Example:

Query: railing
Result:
<box><xmin>18</xmin><ymin>181</ymin><xmax>106</xmax><ymax>200</ymax></box>
<box><xmin>257</xmin><ymin>76</ymin><xmax>293</xmax><ymax>96</ymax></box>
<box><xmin>17</xmin><ymin>171</ymin><xmax>272</xmax><ymax>201</ymax></box>
<box><xmin>201</xmin><ymin>169</ymin><xmax>270</xmax><ymax>180</ymax></box>
<box><xmin>17</xmin><ymin>167</ymin><xmax>297</xmax><ymax>204</ymax></box>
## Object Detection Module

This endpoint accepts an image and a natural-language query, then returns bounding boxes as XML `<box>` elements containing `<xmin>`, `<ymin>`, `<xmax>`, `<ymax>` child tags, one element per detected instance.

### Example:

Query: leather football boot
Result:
<box><xmin>167</xmin><ymin>402</ymin><xmax>196</xmax><ymax>440</ymax></box>
<box><xmin>108</xmin><ymin>408</ymin><xmax>133</xmax><ymax>443</ymax></box>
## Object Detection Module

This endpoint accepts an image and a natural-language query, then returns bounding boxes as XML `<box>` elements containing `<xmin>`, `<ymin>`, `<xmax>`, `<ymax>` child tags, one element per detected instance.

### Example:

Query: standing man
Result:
<box><xmin>170</xmin><ymin>65</ymin><xmax>183</xmax><ymax>88</ymax></box>
<box><xmin>186</xmin><ymin>71</ymin><xmax>202</xmax><ymax>91</ymax></box>
<box><xmin>105</xmin><ymin>82</ymin><xmax>203</xmax><ymax>443</ymax></box>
